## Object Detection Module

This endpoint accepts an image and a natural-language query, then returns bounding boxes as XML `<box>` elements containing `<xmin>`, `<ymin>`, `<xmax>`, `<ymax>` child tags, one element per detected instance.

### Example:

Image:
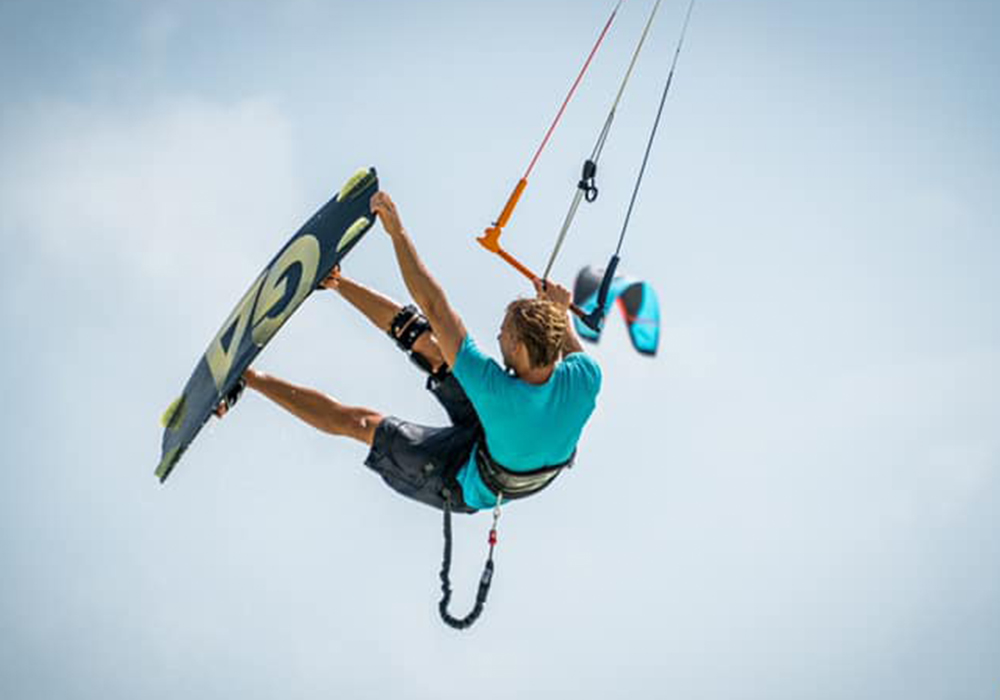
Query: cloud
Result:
<box><xmin>1</xmin><ymin>96</ymin><xmax>304</xmax><ymax>296</ymax></box>
<box><xmin>138</xmin><ymin>7</ymin><xmax>182</xmax><ymax>53</ymax></box>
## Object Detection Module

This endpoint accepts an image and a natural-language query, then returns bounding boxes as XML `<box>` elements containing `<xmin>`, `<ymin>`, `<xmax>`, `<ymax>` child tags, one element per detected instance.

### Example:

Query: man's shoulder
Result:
<box><xmin>562</xmin><ymin>351</ymin><xmax>601</xmax><ymax>372</ymax></box>
<box><xmin>453</xmin><ymin>333</ymin><xmax>508</xmax><ymax>390</ymax></box>
<box><xmin>560</xmin><ymin>352</ymin><xmax>602</xmax><ymax>389</ymax></box>
<box><xmin>455</xmin><ymin>333</ymin><xmax>492</xmax><ymax>368</ymax></box>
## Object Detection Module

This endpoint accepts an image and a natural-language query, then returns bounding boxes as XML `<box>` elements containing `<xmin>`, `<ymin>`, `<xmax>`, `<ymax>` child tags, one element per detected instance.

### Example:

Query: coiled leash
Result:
<box><xmin>438</xmin><ymin>491</ymin><xmax>503</xmax><ymax>630</ymax></box>
<box><xmin>437</xmin><ymin>442</ymin><xmax>574</xmax><ymax>629</ymax></box>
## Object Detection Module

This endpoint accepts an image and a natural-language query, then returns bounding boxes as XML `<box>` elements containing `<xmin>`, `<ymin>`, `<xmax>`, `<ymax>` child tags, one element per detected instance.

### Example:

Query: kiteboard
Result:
<box><xmin>155</xmin><ymin>166</ymin><xmax>380</xmax><ymax>483</ymax></box>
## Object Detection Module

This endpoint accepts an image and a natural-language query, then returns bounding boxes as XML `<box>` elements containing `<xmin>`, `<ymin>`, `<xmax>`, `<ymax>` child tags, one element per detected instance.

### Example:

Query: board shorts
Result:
<box><xmin>364</xmin><ymin>370</ymin><xmax>481</xmax><ymax>514</ymax></box>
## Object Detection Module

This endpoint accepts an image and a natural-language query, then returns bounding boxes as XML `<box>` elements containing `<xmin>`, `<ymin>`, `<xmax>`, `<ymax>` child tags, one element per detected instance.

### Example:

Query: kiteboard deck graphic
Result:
<box><xmin>156</xmin><ymin>166</ymin><xmax>380</xmax><ymax>483</ymax></box>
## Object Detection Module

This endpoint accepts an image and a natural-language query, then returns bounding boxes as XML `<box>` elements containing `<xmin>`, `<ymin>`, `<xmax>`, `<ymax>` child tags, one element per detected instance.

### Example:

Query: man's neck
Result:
<box><xmin>517</xmin><ymin>363</ymin><xmax>556</xmax><ymax>385</ymax></box>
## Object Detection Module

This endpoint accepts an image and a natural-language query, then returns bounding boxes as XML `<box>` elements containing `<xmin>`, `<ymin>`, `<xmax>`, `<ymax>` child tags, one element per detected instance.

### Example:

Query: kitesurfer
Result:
<box><xmin>218</xmin><ymin>191</ymin><xmax>601</xmax><ymax>512</ymax></box>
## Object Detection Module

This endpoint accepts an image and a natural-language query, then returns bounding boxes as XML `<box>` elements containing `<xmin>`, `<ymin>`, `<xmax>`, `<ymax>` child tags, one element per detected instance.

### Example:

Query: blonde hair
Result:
<box><xmin>505</xmin><ymin>298</ymin><xmax>567</xmax><ymax>368</ymax></box>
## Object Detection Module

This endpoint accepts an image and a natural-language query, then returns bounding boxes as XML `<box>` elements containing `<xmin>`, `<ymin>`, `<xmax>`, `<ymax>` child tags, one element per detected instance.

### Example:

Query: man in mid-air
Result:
<box><xmin>220</xmin><ymin>191</ymin><xmax>601</xmax><ymax>512</ymax></box>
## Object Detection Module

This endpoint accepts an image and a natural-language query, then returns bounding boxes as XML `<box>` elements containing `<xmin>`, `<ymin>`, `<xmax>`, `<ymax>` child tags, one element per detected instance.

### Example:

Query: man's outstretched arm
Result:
<box><xmin>370</xmin><ymin>191</ymin><xmax>466</xmax><ymax>366</ymax></box>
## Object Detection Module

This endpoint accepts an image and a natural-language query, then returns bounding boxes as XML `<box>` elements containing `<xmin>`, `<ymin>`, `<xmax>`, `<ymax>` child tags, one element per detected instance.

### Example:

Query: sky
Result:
<box><xmin>1</xmin><ymin>0</ymin><xmax>998</xmax><ymax>698</ymax></box>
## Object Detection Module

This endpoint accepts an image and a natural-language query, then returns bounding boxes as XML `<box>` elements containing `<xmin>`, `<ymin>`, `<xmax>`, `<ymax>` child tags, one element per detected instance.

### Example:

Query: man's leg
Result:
<box><xmin>322</xmin><ymin>270</ymin><xmax>476</xmax><ymax>426</ymax></box>
<box><xmin>331</xmin><ymin>273</ymin><xmax>446</xmax><ymax>372</ymax></box>
<box><xmin>244</xmin><ymin>370</ymin><xmax>383</xmax><ymax>446</ymax></box>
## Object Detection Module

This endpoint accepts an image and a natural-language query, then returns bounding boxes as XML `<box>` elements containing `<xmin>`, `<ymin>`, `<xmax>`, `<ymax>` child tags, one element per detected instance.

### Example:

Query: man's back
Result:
<box><xmin>452</xmin><ymin>334</ymin><xmax>602</xmax><ymax>509</ymax></box>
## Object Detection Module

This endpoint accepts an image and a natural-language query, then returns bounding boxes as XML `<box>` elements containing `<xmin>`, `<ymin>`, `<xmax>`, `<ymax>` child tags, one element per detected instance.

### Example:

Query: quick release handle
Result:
<box><xmin>477</xmin><ymin>179</ymin><xmax>528</xmax><ymax>255</ymax></box>
<box><xmin>581</xmin><ymin>254</ymin><xmax>620</xmax><ymax>332</ymax></box>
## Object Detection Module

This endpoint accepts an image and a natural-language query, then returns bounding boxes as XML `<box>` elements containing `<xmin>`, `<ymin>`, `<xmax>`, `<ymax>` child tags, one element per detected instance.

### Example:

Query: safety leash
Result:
<box><xmin>438</xmin><ymin>492</ymin><xmax>503</xmax><ymax>630</ymax></box>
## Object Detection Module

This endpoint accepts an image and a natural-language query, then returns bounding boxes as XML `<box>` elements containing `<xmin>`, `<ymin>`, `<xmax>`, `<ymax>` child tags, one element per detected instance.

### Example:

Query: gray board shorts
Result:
<box><xmin>364</xmin><ymin>371</ymin><xmax>480</xmax><ymax>514</ymax></box>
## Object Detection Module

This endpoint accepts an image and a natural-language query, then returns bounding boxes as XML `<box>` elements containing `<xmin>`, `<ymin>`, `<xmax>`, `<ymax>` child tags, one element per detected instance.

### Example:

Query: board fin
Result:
<box><xmin>337</xmin><ymin>216</ymin><xmax>373</xmax><ymax>252</ymax></box>
<box><xmin>338</xmin><ymin>167</ymin><xmax>377</xmax><ymax>202</ymax></box>
<box><xmin>160</xmin><ymin>395</ymin><xmax>187</xmax><ymax>431</ymax></box>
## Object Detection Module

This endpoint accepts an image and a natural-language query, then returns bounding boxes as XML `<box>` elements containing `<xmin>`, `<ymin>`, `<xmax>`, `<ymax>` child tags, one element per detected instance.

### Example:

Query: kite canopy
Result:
<box><xmin>572</xmin><ymin>265</ymin><xmax>660</xmax><ymax>356</ymax></box>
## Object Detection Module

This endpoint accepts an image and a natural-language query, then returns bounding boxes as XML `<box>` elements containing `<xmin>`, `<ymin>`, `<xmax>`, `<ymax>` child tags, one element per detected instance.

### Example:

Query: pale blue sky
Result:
<box><xmin>1</xmin><ymin>1</ymin><xmax>998</xmax><ymax>698</ymax></box>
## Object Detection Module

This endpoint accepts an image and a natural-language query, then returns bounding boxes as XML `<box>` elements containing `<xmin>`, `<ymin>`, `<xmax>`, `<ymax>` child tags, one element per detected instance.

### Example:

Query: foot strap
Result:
<box><xmin>222</xmin><ymin>378</ymin><xmax>246</xmax><ymax>411</ymax></box>
<box><xmin>390</xmin><ymin>304</ymin><xmax>447</xmax><ymax>378</ymax></box>
<box><xmin>389</xmin><ymin>304</ymin><xmax>432</xmax><ymax>352</ymax></box>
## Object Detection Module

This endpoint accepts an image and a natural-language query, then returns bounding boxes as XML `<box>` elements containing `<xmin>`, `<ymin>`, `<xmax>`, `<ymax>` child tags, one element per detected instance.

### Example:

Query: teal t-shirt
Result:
<box><xmin>451</xmin><ymin>334</ymin><xmax>602</xmax><ymax>510</ymax></box>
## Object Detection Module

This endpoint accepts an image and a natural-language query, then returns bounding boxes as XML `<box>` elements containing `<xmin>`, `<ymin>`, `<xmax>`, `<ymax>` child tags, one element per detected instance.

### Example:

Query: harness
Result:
<box><xmin>475</xmin><ymin>438</ymin><xmax>575</xmax><ymax>500</ymax></box>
